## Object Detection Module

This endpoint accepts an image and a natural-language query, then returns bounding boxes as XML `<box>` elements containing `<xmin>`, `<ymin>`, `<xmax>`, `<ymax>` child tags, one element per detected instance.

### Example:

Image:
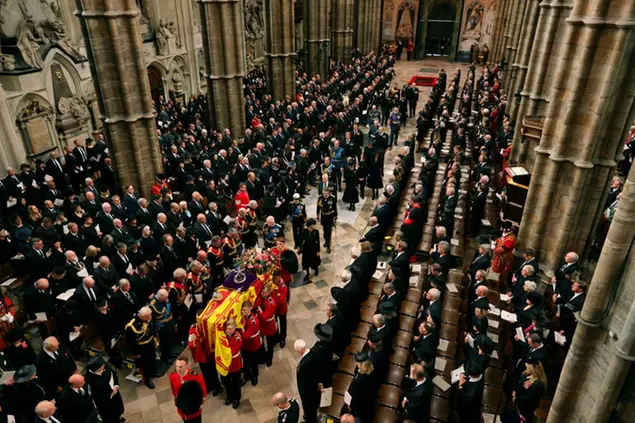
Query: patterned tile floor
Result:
<box><xmin>113</xmin><ymin>57</ymin><xmax>472</xmax><ymax>423</ymax></box>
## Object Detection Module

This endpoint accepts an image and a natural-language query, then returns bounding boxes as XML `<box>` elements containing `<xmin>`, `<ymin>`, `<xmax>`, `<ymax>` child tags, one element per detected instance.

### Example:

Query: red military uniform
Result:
<box><xmin>152</xmin><ymin>181</ymin><xmax>170</xmax><ymax>197</ymax></box>
<box><xmin>270</xmin><ymin>247</ymin><xmax>292</xmax><ymax>284</ymax></box>
<box><xmin>188</xmin><ymin>325</ymin><xmax>210</xmax><ymax>364</ymax></box>
<box><xmin>257</xmin><ymin>296</ymin><xmax>277</xmax><ymax>336</ymax></box>
<box><xmin>228</xmin><ymin>331</ymin><xmax>243</xmax><ymax>373</ymax></box>
<box><xmin>403</xmin><ymin>203</ymin><xmax>421</xmax><ymax>225</ymax></box>
<box><xmin>272</xmin><ymin>281</ymin><xmax>289</xmax><ymax>316</ymax></box>
<box><xmin>492</xmin><ymin>232</ymin><xmax>517</xmax><ymax>273</ymax></box>
<box><xmin>169</xmin><ymin>369</ymin><xmax>207</xmax><ymax>420</ymax></box>
<box><xmin>241</xmin><ymin>313</ymin><xmax>262</xmax><ymax>352</ymax></box>
<box><xmin>234</xmin><ymin>190</ymin><xmax>250</xmax><ymax>212</ymax></box>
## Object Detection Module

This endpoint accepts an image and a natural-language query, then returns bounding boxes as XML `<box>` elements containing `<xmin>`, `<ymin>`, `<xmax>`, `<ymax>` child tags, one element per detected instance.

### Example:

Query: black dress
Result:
<box><xmin>457</xmin><ymin>377</ymin><xmax>485</xmax><ymax>423</ymax></box>
<box><xmin>342</xmin><ymin>169</ymin><xmax>359</xmax><ymax>204</ymax></box>
<box><xmin>300</xmin><ymin>229</ymin><xmax>321</xmax><ymax>270</ymax></box>
<box><xmin>367</xmin><ymin>154</ymin><xmax>383</xmax><ymax>189</ymax></box>
<box><xmin>85</xmin><ymin>367</ymin><xmax>125</xmax><ymax>423</ymax></box>
<box><xmin>515</xmin><ymin>377</ymin><xmax>545</xmax><ymax>420</ymax></box>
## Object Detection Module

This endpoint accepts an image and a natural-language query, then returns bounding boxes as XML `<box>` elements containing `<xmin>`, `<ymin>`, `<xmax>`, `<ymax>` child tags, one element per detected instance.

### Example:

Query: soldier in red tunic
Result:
<box><xmin>257</xmin><ymin>284</ymin><xmax>278</xmax><ymax>367</ymax></box>
<box><xmin>492</xmin><ymin>221</ymin><xmax>517</xmax><ymax>288</ymax></box>
<box><xmin>239</xmin><ymin>301</ymin><xmax>262</xmax><ymax>387</ymax></box>
<box><xmin>187</xmin><ymin>312</ymin><xmax>222</xmax><ymax>396</ymax></box>
<box><xmin>169</xmin><ymin>355</ymin><xmax>207</xmax><ymax>422</ymax></box>
<box><xmin>222</xmin><ymin>318</ymin><xmax>243</xmax><ymax>409</ymax></box>
<box><xmin>271</xmin><ymin>271</ymin><xmax>289</xmax><ymax>348</ymax></box>
<box><xmin>270</xmin><ymin>238</ymin><xmax>293</xmax><ymax>285</ymax></box>
<box><xmin>234</xmin><ymin>183</ymin><xmax>250</xmax><ymax>212</ymax></box>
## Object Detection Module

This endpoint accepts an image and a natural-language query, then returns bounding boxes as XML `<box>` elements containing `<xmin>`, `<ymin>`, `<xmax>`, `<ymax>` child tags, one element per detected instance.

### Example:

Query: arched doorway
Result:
<box><xmin>424</xmin><ymin>1</ymin><xmax>456</xmax><ymax>57</ymax></box>
<box><xmin>147</xmin><ymin>66</ymin><xmax>165</xmax><ymax>105</ymax></box>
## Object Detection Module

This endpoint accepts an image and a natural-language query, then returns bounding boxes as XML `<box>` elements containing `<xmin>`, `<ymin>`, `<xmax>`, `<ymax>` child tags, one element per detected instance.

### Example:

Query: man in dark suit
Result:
<box><xmin>112</xmin><ymin>243</ymin><xmax>134</xmax><ymax>276</ymax></box>
<box><xmin>205</xmin><ymin>203</ymin><xmax>223</xmax><ymax>236</ymax></box>
<box><xmin>412</xmin><ymin>323</ymin><xmax>437</xmax><ymax>365</ymax></box>
<box><xmin>430</xmin><ymin>241</ymin><xmax>453</xmax><ymax>274</ymax></box>
<box><xmin>45</xmin><ymin>152</ymin><xmax>66</xmax><ymax>189</ymax></box>
<box><xmin>294</xmin><ymin>339</ymin><xmax>326</xmax><ymax>423</ymax></box>
<box><xmin>468</xmin><ymin>270</ymin><xmax>489</xmax><ymax>304</ymax></box>
<box><xmin>160</xmin><ymin>234</ymin><xmax>180</xmax><ymax>275</ymax></box>
<box><xmin>93</xmin><ymin>256</ymin><xmax>119</xmax><ymax>296</ymax></box>
<box><xmin>135</xmin><ymin>198</ymin><xmax>153</xmax><ymax>227</ymax></box>
<box><xmin>57</xmin><ymin>374</ymin><xmax>98</xmax><ymax>423</ymax></box>
<box><xmin>468</xmin><ymin>244</ymin><xmax>491</xmax><ymax>280</ymax></box>
<box><xmin>389</xmin><ymin>241</ymin><xmax>410</xmax><ymax>293</ymax></box>
<box><xmin>514</xmin><ymin>248</ymin><xmax>539</xmax><ymax>280</ymax></box>
<box><xmin>367</xmin><ymin>332</ymin><xmax>390</xmax><ymax>381</ymax></box>
<box><xmin>377</xmin><ymin>282</ymin><xmax>402</xmax><ymax>312</ymax></box>
<box><xmin>324</xmin><ymin>303</ymin><xmax>351</xmax><ymax>360</ymax></box>
<box><xmin>63</xmin><ymin>223</ymin><xmax>86</xmax><ymax>254</ymax></box>
<box><xmin>193</xmin><ymin>214</ymin><xmax>214</xmax><ymax>244</ymax></box>
<box><xmin>34</xmin><ymin>337</ymin><xmax>77</xmax><ymax>399</ymax></box>
<box><xmin>110</xmin><ymin>279</ymin><xmax>138</xmax><ymax>329</ymax></box>
<box><xmin>95</xmin><ymin>203</ymin><xmax>115</xmax><ymax>235</ymax></box>
<box><xmin>152</xmin><ymin>213</ymin><xmax>171</xmax><ymax>242</ymax></box>
<box><xmin>368</xmin><ymin>314</ymin><xmax>392</xmax><ymax>347</ymax></box>
<box><xmin>111</xmin><ymin>219</ymin><xmax>135</xmax><ymax>246</ymax></box>
<box><xmin>189</xmin><ymin>192</ymin><xmax>206</xmax><ymax>217</ymax></box>
<box><xmin>74</xmin><ymin>276</ymin><xmax>102</xmax><ymax>320</ymax></box>
<box><xmin>468</xmin><ymin>286</ymin><xmax>489</xmax><ymax>324</ymax></box>
<box><xmin>24</xmin><ymin>278</ymin><xmax>57</xmax><ymax>332</ymax></box>
<box><xmin>552</xmin><ymin>251</ymin><xmax>579</xmax><ymax>298</ymax></box>
<box><xmin>557</xmin><ymin>280</ymin><xmax>586</xmax><ymax>344</ymax></box>
<box><xmin>372</xmin><ymin>197</ymin><xmax>391</xmax><ymax>232</ymax></box>
<box><xmin>100</xmin><ymin>157</ymin><xmax>117</xmax><ymax>194</ymax></box>
<box><xmin>360</xmin><ymin>216</ymin><xmax>383</xmax><ymax>254</ymax></box>
<box><xmin>148</xmin><ymin>197</ymin><xmax>165</xmax><ymax>220</ymax></box>
<box><xmin>400</xmin><ymin>363</ymin><xmax>433</xmax><ymax>423</ymax></box>
<box><xmin>122</xmin><ymin>186</ymin><xmax>139</xmax><ymax>218</ymax></box>
<box><xmin>81</xmin><ymin>192</ymin><xmax>101</xmax><ymax>217</ymax></box>
<box><xmin>27</xmin><ymin>238</ymin><xmax>53</xmax><ymax>280</ymax></box>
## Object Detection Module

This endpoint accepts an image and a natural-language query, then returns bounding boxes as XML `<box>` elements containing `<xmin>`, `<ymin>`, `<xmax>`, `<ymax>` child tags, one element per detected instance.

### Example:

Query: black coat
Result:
<box><xmin>58</xmin><ymin>385</ymin><xmax>99</xmax><ymax>423</ymax></box>
<box><xmin>34</xmin><ymin>345</ymin><xmax>78</xmax><ymax>398</ymax></box>
<box><xmin>403</xmin><ymin>377</ymin><xmax>433</xmax><ymax>423</ymax></box>
<box><xmin>349</xmin><ymin>372</ymin><xmax>378</xmax><ymax>422</ymax></box>
<box><xmin>85</xmin><ymin>367</ymin><xmax>125</xmax><ymax>423</ymax></box>
<box><xmin>296</xmin><ymin>349</ymin><xmax>325</xmax><ymax>404</ymax></box>
<box><xmin>23</xmin><ymin>285</ymin><xmax>57</xmax><ymax>320</ymax></box>
<box><xmin>300</xmin><ymin>229</ymin><xmax>320</xmax><ymax>269</ymax></box>
<box><xmin>457</xmin><ymin>377</ymin><xmax>485</xmax><ymax>423</ymax></box>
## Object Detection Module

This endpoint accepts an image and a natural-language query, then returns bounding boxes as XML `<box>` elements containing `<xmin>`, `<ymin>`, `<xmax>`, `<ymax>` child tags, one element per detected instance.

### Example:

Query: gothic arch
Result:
<box><xmin>43</xmin><ymin>50</ymin><xmax>84</xmax><ymax>97</ymax></box>
<box><xmin>415</xmin><ymin>0</ymin><xmax>462</xmax><ymax>60</ymax></box>
<box><xmin>167</xmin><ymin>55</ymin><xmax>190</xmax><ymax>99</ymax></box>
<box><xmin>13</xmin><ymin>93</ymin><xmax>59</xmax><ymax>156</ymax></box>
<box><xmin>147</xmin><ymin>62</ymin><xmax>167</xmax><ymax>104</ymax></box>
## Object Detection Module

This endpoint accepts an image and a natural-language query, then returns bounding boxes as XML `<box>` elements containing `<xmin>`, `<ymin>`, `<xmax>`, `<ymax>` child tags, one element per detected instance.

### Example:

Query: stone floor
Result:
<box><xmin>114</xmin><ymin>57</ymin><xmax>472</xmax><ymax>423</ymax></box>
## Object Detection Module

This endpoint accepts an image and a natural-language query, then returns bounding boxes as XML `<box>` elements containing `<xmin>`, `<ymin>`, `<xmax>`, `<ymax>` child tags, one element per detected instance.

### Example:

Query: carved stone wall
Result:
<box><xmin>245</xmin><ymin>0</ymin><xmax>265</xmax><ymax>70</ymax></box>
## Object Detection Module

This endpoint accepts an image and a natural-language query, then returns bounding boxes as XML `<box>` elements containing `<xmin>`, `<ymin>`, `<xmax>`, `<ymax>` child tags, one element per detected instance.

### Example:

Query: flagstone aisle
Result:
<box><xmin>115</xmin><ymin>58</ymin><xmax>471</xmax><ymax>423</ymax></box>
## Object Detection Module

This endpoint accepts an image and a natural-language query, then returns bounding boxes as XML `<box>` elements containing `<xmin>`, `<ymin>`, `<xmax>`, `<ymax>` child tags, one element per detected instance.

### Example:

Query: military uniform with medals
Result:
<box><xmin>149</xmin><ymin>296</ymin><xmax>175</xmax><ymax>362</ymax></box>
<box><xmin>317</xmin><ymin>192</ymin><xmax>338</xmax><ymax>253</ymax></box>
<box><xmin>124</xmin><ymin>314</ymin><xmax>157</xmax><ymax>388</ymax></box>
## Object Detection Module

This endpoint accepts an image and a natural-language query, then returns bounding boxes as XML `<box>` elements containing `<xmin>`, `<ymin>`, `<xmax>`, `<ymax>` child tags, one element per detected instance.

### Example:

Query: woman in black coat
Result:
<box><xmin>300</xmin><ymin>219</ymin><xmax>321</xmax><ymax>282</ymax></box>
<box><xmin>457</xmin><ymin>367</ymin><xmax>485</xmax><ymax>423</ymax></box>
<box><xmin>348</xmin><ymin>356</ymin><xmax>378</xmax><ymax>423</ymax></box>
<box><xmin>514</xmin><ymin>360</ymin><xmax>547</xmax><ymax>420</ymax></box>
<box><xmin>85</xmin><ymin>357</ymin><xmax>125</xmax><ymax>423</ymax></box>
<box><xmin>342</xmin><ymin>160</ymin><xmax>359</xmax><ymax>211</ymax></box>
<box><xmin>367</xmin><ymin>153</ymin><xmax>383</xmax><ymax>200</ymax></box>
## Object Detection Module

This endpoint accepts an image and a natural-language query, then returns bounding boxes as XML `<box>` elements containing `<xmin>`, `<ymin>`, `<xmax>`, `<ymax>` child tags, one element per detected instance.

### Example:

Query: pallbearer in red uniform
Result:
<box><xmin>188</xmin><ymin>311</ymin><xmax>222</xmax><ymax>396</ymax></box>
<box><xmin>240</xmin><ymin>301</ymin><xmax>262</xmax><ymax>387</ymax></box>
<box><xmin>222</xmin><ymin>318</ymin><xmax>243</xmax><ymax>409</ymax></box>
<box><xmin>207</xmin><ymin>236</ymin><xmax>225</xmax><ymax>289</ymax></box>
<box><xmin>271</xmin><ymin>271</ymin><xmax>289</xmax><ymax>348</ymax></box>
<box><xmin>270</xmin><ymin>237</ymin><xmax>293</xmax><ymax>285</ymax></box>
<box><xmin>169</xmin><ymin>355</ymin><xmax>207</xmax><ymax>423</ymax></box>
<box><xmin>234</xmin><ymin>183</ymin><xmax>250</xmax><ymax>213</ymax></box>
<box><xmin>257</xmin><ymin>284</ymin><xmax>278</xmax><ymax>367</ymax></box>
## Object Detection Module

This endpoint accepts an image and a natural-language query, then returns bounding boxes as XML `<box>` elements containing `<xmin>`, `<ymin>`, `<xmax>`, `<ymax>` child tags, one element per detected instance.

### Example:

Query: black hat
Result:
<box><xmin>313</xmin><ymin>323</ymin><xmax>333</xmax><ymax>342</ymax></box>
<box><xmin>14</xmin><ymin>364</ymin><xmax>37</xmax><ymax>383</ymax></box>
<box><xmin>475</xmin><ymin>335</ymin><xmax>495</xmax><ymax>355</ymax></box>
<box><xmin>87</xmin><ymin>356</ymin><xmax>106</xmax><ymax>371</ymax></box>
<box><xmin>176</xmin><ymin>380</ymin><xmax>204</xmax><ymax>415</ymax></box>
<box><xmin>525</xmin><ymin>356</ymin><xmax>541</xmax><ymax>366</ymax></box>
<box><xmin>155</xmin><ymin>173</ymin><xmax>166</xmax><ymax>181</ymax></box>
<box><xmin>355</xmin><ymin>351</ymin><xmax>369</xmax><ymax>362</ymax></box>
<box><xmin>379</xmin><ymin>301</ymin><xmax>397</xmax><ymax>315</ymax></box>
<box><xmin>305</xmin><ymin>218</ymin><xmax>317</xmax><ymax>227</ymax></box>
<box><xmin>527</xmin><ymin>291</ymin><xmax>543</xmax><ymax>306</ymax></box>
<box><xmin>501</xmin><ymin>220</ymin><xmax>513</xmax><ymax>230</ymax></box>
<box><xmin>368</xmin><ymin>331</ymin><xmax>383</xmax><ymax>344</ymax></box>
<box><xmin>63</xmin><ymin>187</ymin><xmax>75</xmax><ymax>197</ymax></box>
<box><xmin>52</xmin><ymin>266</ymin><xmax>66</xmax><ymax>275</ymax></box>
<box><xmin>95</xmin><ymin>298</ymin><xmax>107</xmax><ymax>308</ymax></box>
<box><xmin>4</xmin><ymin>328</ymin><xmax>25</xmax><ymax>344</ymax></box>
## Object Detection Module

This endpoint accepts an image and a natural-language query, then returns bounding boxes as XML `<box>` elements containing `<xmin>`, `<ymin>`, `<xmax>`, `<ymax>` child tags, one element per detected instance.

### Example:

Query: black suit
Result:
<box><xmin>361</xmin><ymin>225</ymin><xmax>383</xmax><ymax>254</ymax></box>
<box><xmin>468</xmin><ymin>253</ymin><xmax>491</xmax><ymax>278</ymax></box>
<box><xmin>135</xmin><ymin>208</ymin><xmax>153</xmax><ymax>227</ymax></box>
<box><xmin>160</xmin><ymin>245</ymin><xmax>180</xmax><ymax>274</ymax></box>
<box><xmin>296</xmin><ymin>349</ymin><xmax>326</xmax><ymax>423</ymax></box>
<box><xmin>74</xmin><ymin>283</ymin><xmax>102</xmax><ymax>320</ymax></box>
<box><xmin>57</xmin><ymin>385</ymin><xmax>98</xmax><ymax>423</ymax></box>
<box><xmin>152</xmin><ymin>221</ymin><xmax>171</xmax><ymax>242</ymax></box>
<box><xmin>34</xmin><ymin>345</ymin><xmax>77</xmax><ymax>398</ymax></box>
<box><xmin>110</xmin><ymin>289</ymin><xmax>138</xmax><ymax>328</ymax></box>
<box><xmin>402</xmin><ymin>377</ymin><xmax>433</xmax><ymax>423</ymax></box>
<box><xmin>194</xmin><ymin>222</ymin><xmax>214</xmax><ymax>243</ymax></box>
<box><xmin>93</xmin><ymin>265</ymin><xmax>119</xmax><ymax>295</ymax></box>
<box><xmin>122</xmin><ymin>194</ymin><xmax>139</xmax><ymax>217</ymax></box>
<box><xmin>112</xmin><ymin>253</ymin><xmax>133</xmax><ymax>277</ymax></box>
<box><xmin>189</xmin><ymin>200</ymin><xmax>205</xmax><ymax>217</ymax></box>
<box><xmin>23</xmin><ymin>285</ymin><xmax>57</xmax><ymax>321</ymax></box>
<box><xmin>413</xmin><ymin>334</ymin><xmax>437</xmax><ymax>365</ymax></box>
<box><xmin>63</xmin><ymin>232</ymin><xmax>86</xmax><ymax>255</ymax></box>
<box><xmin>111</xmin><ymin>227</ymin><xmax>135</xmax><ymax>246</ymax></box>
<box><xmin>426</xmin><ymin>300</ymin><xmax>442</xmax><ymax>326</ymax></box>
<box><xmin>325</xmin><ymin>315</ymin><xmax>351</xmax><ymax>359</ymax></box>
<box><xmin>26</xmin><ymin>248</ymin><xmax>53</xmax><ymax>279</ymax></box>
<box><xmin>514</xmin><ymin>257</ymin><xmax>539</xmax><ymax>279</ymax></box>
<box><xmin>96</xmin><ymin>212</ymin><xmax>115</xmax><ymax>235</ymax></box>
<box><xmin>389</xmin><ymin>251</ymin><xmax>410</xmax><ymax>291</ymax></box>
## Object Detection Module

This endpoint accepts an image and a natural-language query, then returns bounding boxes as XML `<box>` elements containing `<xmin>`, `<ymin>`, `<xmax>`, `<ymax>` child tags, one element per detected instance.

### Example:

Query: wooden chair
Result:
<box><xmin>332</xmin><ymin>373</ymin><xmax>353</xmax><ymax>395</ymax></box>
<box><xmin>338</xmin><ymin>354</ymin><xmax>358</xmax><ymax>376</ymax></box>
<box><xmin>373</xmin><ymin>405</ymin><xmax>399</xmax><ymax>423</ymax></box>
<box><xmin>389</xmin><ymin>347</ymin><xmax>410</xmax><ymax>367</ymax></box>
<box><xmin>319</xmin><ymin>392</ymin><xmax>345</xmax><ymax>418</ymax></box>
<box><xmin>345</xmin><ymin>337</ymin><xmax>368</xmax><ymax>354</ymax></box>
<box><xmin>377</xmin><ymin>385</ymin><xmax>402</xmax><ymax>409</ymax></box>
<box><xmin>385</xmin><ymin>365</ymin><xmax>406</xmax><ymax>386</ymax></box>
<box><xmin>400</xmin><ymin>301</ymin><xmax>419</xmax><ymax>317</ymax></box>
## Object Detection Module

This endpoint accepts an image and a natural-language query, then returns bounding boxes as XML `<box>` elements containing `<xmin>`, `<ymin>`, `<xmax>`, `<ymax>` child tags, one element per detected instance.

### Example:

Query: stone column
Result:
<box><xmin>331</xmin><ymin>0</ymin><xmax>355</xmax><ymax>62</ymax></box>
<box><xmin>176</xmin><ymin>0</ymin><xmax>200</xmax><ymax>94</ymax></box>
<box><xmin>503</xmin><ymin>0</ymin><xmax>527</xmax><ymax>89</ymax></box>
<box><xmin>198</xmin><ymin>0</ymin><xmax>247</xmax><ymax>139</ymax></box>
<box><xmin>507</xmin><ymin>0</ymin><xmax>541</xmax><ymax>120</ymax></box>
<box><xmin>304</xmin><ymin>0</ymin><xmax>330</xmax><ymax>77</ymax></box>
<box><xmin>264</xmin><ymin>0</ymin><xmax>296</xmax><ymax>101</ymax></box>
<box><xmin>368</xmin><ymin>0</ymin><xmax>382</xmax><ymax>53</ymax></box>
<box><xmin>491</xmin><ymin>0</ymin><xmax>512</xmax><ymax>62</ymax></box>
<box><xmin>75</xmin><ymin>0</ymin><xmax>162</xmax><ymax>199</ymax></box>
<box><xmin>515</xmin><ymin>0</ymin><xmax>635</xmax><ymax>271</ymax></box>
<box><xmin>355</xmin><ymin>0</ymin><xmax>370</xmax><ymax>54</ymax></box>
<box><xmin>547</xmin><ymin>155</ymin><xmax>635</xmax><ymax>423</ymax></box>
<box><xmin>0</xmin><ymin>84</ymin><xmax>27</xmax><ymax>169</ymax></box>
<box><xmin>510</xmin><ymin>0</ymin><xmax>574</xmax><ymax>168</ymax></box>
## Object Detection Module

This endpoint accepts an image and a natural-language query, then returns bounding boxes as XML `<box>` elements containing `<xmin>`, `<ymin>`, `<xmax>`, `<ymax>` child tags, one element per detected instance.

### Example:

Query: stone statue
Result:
<box><xmin>244</xmin><ymin>0</ymin><xmax>263</xmax><ymax>40</ymax></box>
<box><xmin>156</xmin><ymin>17</ymin><xmax>175</xmax><ymax>56</ymax></box>
<box><xmin>168</xmin><ymin>21</ymin><xmax>181</xmax><ymax>49</ymax></box>
<box><xmin>172</xmin><ymin>69</ymin><xmax>184</xmax><ymax>93</ymax></box>
<box><xmin>58</xmin><ymin>96</ymin><xmax>89</xmax><ymax>119</ymax></box>
<box><xmin>16</xmin><ymin>19</ymin><xmax>44</xmax><ymax>69</ymax></box>
<box><xmin>0</xmin><ymin>54</ymin><xmax>16</xmax><ymax>71</ymax></box>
